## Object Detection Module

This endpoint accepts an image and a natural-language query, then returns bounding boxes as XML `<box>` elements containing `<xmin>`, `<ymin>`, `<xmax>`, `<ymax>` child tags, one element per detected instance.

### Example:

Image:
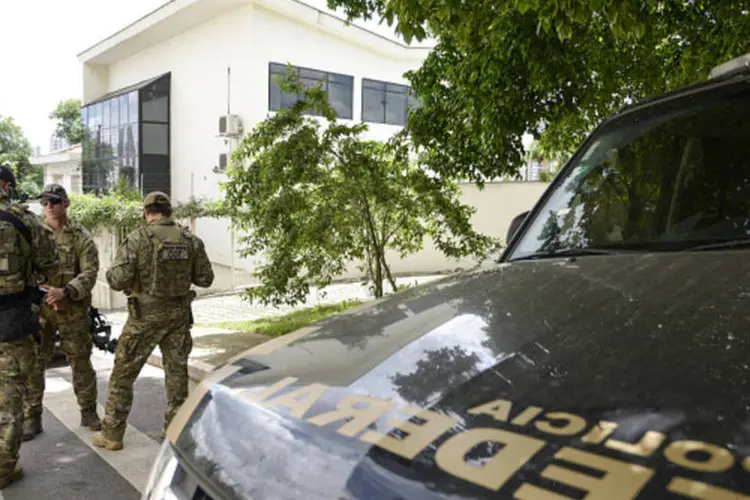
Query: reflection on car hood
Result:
<box><xmin>173</xmin><ymin>252</ymin><xmax>750</xmax><ymax>499</ymax></box>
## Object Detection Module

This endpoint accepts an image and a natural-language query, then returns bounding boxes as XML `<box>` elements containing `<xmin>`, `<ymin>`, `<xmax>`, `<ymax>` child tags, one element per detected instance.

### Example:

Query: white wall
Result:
<box><xmin>104</xmin><ymin>2</ymin><xmax>427</xmax><ymax>274</ymax></box>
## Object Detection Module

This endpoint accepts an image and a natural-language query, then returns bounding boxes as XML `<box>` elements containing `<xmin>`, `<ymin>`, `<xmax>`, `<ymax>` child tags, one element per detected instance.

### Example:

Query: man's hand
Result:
<box><xmin>44</xmin><ymin>286</ymin><xmax>66</xmax><ymax>305</ymax></box>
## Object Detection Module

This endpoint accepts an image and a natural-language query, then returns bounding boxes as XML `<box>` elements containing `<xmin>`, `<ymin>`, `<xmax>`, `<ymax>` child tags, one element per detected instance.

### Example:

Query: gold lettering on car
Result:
<box><xmin>510</xmin><ymin>406</ymin><xmax>544</xmax><ymax>426</ymax></box>
<box><xmin>467</xmin><ymin>399</ymin><xmax>512</xmax><ymax>421</ymax></box>
<box><xmin>667</xmin><ymin>477</ymin><xmax>750</xmax><ymax>500</ymax></box>
<box><xmin>605</xmin><ymin>430</ymin><xmax>666</xmax><ymax>457</ymax></box>
<box><xmin>360</xmin><ymin>407</ymin><xmax>456</xmax><ymax>460</ymax></box>
<box><xmin>514</xmin><ymin>447</ymin><xmax>654</xmax><ymax>500</ymax></box>
<box><xmin>434</xmin><ymin>428</ymin><xmax>546</xmax><ymax>491</ymax></box>
<box><xmin>664</xmin><ymin>441</ymin><xmax>735</xmax><ymax>473</ymax></box>
<box><xmin>534</xmin><ymin>412</ymin><xmax>587</xmax><ymax>436</ymax></box>
<box><xmin>262</xmin><ymin>382</ymin><xmax>328</xmax><ymax>419</ymax></box>
<box><xmin>580</xmin><ymin>421</ymin><xmax>618</xmax><ymax>444</ymax></box>
<box><xmin>307</xmin><ymin>395</ymin><xmax>396</xmax><ymax>437</ymax></box>
<box><xmin>240</xmin><ymin>376</ymin><xmax>299</xmax><ymax>404</ymax></box>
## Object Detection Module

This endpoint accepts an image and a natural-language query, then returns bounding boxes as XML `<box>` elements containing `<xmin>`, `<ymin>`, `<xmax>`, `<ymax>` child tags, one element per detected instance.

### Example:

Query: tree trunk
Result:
<box><xmin>380</xmin><ymin>252</ymin><xmax>398</xmax><ymax>293</ymax></box>
<box><xmin>373</xmin><ymin>246</ymin><xmax>383</xmax><ymax>297</ymax></box>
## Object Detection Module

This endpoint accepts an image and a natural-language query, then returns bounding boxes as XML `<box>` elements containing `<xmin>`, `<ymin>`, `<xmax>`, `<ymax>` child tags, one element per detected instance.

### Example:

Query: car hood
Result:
<box><xmin>172</xmin><ymin>252</ymin><xmax>750</xmax><ymax>499</ymax></box>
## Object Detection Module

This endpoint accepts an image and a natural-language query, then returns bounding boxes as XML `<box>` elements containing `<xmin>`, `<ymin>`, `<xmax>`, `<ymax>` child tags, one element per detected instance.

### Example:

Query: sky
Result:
<box><xmin>0</xmin><ymin>0</ymin><xmax>424</xmax><ymax>156</ymax></box>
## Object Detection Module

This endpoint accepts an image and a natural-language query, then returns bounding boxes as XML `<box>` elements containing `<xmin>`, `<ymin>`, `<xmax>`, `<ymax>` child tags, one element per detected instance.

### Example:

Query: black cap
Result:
<box><xmin>41</xmin><ymin>183</ymin><xmax>68</xmax><ymax>201</ymax></box>
<box><xmin>0</xmin><ymin>163</ymin><xmax>16</xmax><ymax>187</ymax></box>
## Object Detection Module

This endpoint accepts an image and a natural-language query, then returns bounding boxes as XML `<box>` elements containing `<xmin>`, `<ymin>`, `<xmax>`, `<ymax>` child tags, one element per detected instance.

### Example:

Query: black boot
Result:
<box><xmin>23</xmin><ymin>414</ymin><xmax>42</xmax><ymax>441</ymax></box>
<box><xmin>81</xmin><ymin>408</ymin><xmax>102</xmax><ymax>431</ymax></box>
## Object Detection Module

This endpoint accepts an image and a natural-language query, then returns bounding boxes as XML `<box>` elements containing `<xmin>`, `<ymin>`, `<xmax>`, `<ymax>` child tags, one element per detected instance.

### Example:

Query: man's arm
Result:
<box><xmin>67</xmin><ymin>229</ymin><xmax>99</xmax><ymax>300</ymax></box>
<box><xmin>191</xmin><ymin>236</ymin><xmax>214</xmax><ymax>288</ymax></box>
<box><xmin>25</xmin><ymin>213</ymin><xmax>58</xmax><ymax>283</ymax></box>
<box><xmin>106</xmin><ymin>234</ymin><xmax>138</xmax><ymax>292</ymax></box>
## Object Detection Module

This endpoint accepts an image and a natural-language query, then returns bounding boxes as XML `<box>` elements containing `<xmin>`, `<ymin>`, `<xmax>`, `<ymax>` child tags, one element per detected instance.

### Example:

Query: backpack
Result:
<box><xmin>145</xmin><ymin>223</ymin><xmax>194</xmax><ymax>299</ymax></box>
<box><xmin>0</xmin><ymin>208</ymin><xmax>31</xmax><ymax>296</ymax></box>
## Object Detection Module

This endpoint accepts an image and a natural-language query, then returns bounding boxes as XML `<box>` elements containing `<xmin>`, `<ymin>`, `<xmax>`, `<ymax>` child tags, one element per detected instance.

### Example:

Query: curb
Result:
<box><xmin>146</xmin><ymin>353</ymin><xmax>217</xmax><ymax>383</ymax></box>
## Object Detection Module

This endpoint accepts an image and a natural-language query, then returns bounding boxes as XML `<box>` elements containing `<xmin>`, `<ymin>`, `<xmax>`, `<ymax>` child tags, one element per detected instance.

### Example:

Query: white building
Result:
<box><xmin>77</xmin><ymin>0</ymin><xmax>436</xmax><ymax>286</ymax></box>
<box><xmin>31</xmin><ymin>143</ymin><xmax>83</xmax><ymax>194</ymax></box>
<box><xmin>77</xmin><ymin>0</ymin><xmax>551</xmax><ymax>305</ymax></box>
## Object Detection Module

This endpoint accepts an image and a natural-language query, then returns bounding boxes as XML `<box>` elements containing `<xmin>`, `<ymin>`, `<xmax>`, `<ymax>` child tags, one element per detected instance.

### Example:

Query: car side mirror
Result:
<box><xmin>507</xmin><ymin>210</ymin><xmax>530</xmax><ymax>244</ymax></box>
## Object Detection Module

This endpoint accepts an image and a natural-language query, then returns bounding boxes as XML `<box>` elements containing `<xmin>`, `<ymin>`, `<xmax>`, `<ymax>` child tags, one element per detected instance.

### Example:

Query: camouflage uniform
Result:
<box><xmin>0</xmin><ymin>165</ymin><xmax>58</xmax><ymax>487</ymax></box>
<box><xmin>93</xmin><ymin>191</ymin><xmax>214</xmax><ymax>450</ymax></box>
<box><xmin>23</xmin><ymin>184</ymin><xmax>100</xmax><ymax>439</ymax></box>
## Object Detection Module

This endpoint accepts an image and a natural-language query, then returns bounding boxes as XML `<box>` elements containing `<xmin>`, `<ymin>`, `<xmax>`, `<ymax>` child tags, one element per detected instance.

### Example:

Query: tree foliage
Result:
<box><xmin>50</xmin><ymin>98</ymin><xmax>85</xmax><ymax>145</ymax></box>
<box><xmin>0</xmin><ymin>115</ymin><xmax>42</xmax><ymax>200</ymax></box>
<box><xmin>223</xmin><ymin>68</ymin><xmax>497</xmax><ymax>307</ymax></box>
<box><xmin>327</xmin><ymin>0</ymin><xmax>750</xmax><ymax>184</ymax></box>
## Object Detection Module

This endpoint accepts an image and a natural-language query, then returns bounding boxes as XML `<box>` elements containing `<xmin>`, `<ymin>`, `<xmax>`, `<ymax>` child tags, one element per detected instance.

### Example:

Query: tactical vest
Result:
<box><xmin>0</xmin><ymin>207</ymin><xmax>31</xmax><ymax>296</ymax></box>
<box><xmin>144</xmin><ymin>223</ymin><xmax>194</xmax><ymax>299</ymax></box>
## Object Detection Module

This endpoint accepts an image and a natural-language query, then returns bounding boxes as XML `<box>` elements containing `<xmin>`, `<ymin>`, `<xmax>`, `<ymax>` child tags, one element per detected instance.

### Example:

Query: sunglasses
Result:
<box><xmin>41</xmin><ymin>198</ymin><xmax>64</xmax><ymax>206</ymax></box>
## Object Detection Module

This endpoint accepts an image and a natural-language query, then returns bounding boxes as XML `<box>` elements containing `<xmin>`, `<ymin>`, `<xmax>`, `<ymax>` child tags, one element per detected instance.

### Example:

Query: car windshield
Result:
<box><xmin>510</xmin><ymin>83</ymin><xmax>750</xmax><ymax>260</ymax></box>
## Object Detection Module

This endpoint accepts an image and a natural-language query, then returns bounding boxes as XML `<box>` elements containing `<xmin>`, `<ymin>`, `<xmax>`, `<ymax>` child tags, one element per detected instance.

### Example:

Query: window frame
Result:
<box><xmin>268</xmin><ymin>62</ymin><xmax>354</xmax><ymax>120</ymax></box>
<box><xmin>361</xmin><ymin>77</ymin><xmax>420</xmax><ymax>126</ymax></box>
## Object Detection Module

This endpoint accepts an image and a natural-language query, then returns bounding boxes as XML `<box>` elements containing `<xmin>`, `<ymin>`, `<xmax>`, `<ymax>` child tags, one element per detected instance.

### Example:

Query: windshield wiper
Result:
<box><xmin>684</xmin><ymin>238</ymin><xmax>750</xmax><ymax>252</ymax></box>
<box><xmin>510</xmin><ymin>247</ymin><xmax>628</xmax><ymax>261</ymax></box>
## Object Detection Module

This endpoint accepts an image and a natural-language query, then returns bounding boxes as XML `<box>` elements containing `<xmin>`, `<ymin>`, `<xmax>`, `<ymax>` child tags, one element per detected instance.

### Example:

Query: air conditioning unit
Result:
<box><xmin>218</xmin><ymin>114</ymin><xmax>243</xmax><ymax>136</ymax></box>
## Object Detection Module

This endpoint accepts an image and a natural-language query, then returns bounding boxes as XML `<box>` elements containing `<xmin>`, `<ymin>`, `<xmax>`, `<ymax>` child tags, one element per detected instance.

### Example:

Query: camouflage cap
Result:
<box><xmin>42</xmin><ymin>183</ymin><xmax>68</xmax><ymax>201</ymax></box>
<box><xmin>143</xmin><ymin>191</ymin><xmax>171</xmax><ymax>207</ymax></box>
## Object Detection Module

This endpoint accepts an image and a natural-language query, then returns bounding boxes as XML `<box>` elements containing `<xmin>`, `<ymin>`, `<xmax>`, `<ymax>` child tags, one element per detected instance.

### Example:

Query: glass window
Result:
<box><xmin>102</xmin><ymin>100</ymin><xmax>110</xmax><ymax>129</ymax></box>
<box><xmin>269</xmin><ymin>63</ymin><xmax>353</xmax><ymax>119</ymax></box>
<box><xmin>119</xmin><ymin>95</ymin><xmax>128</xmax><ymax>127</ymax></box>
<box><xmin>510</xmin><ymin>86</ymin><xmax>750</xmax><ymax>259</ymax></box>
<box><xmin>128</xmin><ymin>91</ymin><xmax>139</xmax><ymax>124</ymax></box>
<box><xmin>141</xmin><ymin>93</ymin><xmax>168</xmax><ymax>123</ymax></box>
<box><xmin>362</xmin><ymin>79</ymin><xmax>418</xmax><ymax>126</ymax></box>
<box><xmin>110</xmin><ymin>99</ymin><xmax>119</xmax><ymax>129</ymax></box>
<box><xmin>142</xmin><ymin>123</ymin><xmax>168</xmax><ymax>155</ymax></box>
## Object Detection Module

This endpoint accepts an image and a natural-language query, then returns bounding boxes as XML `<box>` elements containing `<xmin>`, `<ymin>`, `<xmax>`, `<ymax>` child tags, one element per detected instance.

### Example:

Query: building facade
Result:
<box><xmin>77</xmin><ymin>0</ymin><xmax>439</xmax><ymax>289</ymax></box>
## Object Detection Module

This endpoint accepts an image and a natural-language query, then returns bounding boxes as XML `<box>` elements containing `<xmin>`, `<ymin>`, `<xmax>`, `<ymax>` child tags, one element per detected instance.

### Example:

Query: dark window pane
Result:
<box><xmin>110</xmin><ymin>98</ymin><xmax>119</xmax><ymax>128</ymax></box>
<box><xmin>363</xmin><ymin>79</ymin><xmax>385</xmax><ymax>91</ymax></box>
<box><xmin>128</xmin><ymin>92</ymin><xmax>139</xmax><ymax>124</ymax></box>
<box><xmin>385</xmin><ymin>90</ymin><xmax>407</xmax><ymax>126</ymax></box>
<box><xmin>142</xmin><ymin>123</ymin><xmax>168</xmax><ymax>155</ymax></box>
<box><xmin>119</xmin><ymin>95</ymin><xmax>129</xmax><ymax>127</ymax></box>
<box><xmin>102</xmin><ymin>101</ymin><xmax>110</xmax><ymax>128</ymax></box>
<box><xmin>363</xmin><ymin>87</ymin><xmax>385</xmax><ymax>123</ymax></box>
<box><xmin>141</xmin><ymin>154</ymin><xmax>170</xmax><ymax>195</ymax></box>
<box><xmin>141</xmin><ymin>92</ymin><xmax>168</xmax><ymax>122</ymax></box>
<box><xmin>329</xmin><ymin>81</ymin><xmax>352</xmax><ymax>120</ymax></box>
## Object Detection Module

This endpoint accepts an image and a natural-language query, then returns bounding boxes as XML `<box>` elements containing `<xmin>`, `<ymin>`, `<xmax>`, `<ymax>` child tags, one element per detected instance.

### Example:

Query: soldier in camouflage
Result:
<box><xmin>0</xmin><ymin>164</ymin><xmax>58</xmax><ymax>488</ymax></box>
<box><xmin>93</xmin><ymin>191</ymin><xmax>214</xmax><ymax>450</ymax></box>
<box><xmin>23</xmin><ymin>184</ymin><xmax>101</xmax><ymax>440</ymax></box>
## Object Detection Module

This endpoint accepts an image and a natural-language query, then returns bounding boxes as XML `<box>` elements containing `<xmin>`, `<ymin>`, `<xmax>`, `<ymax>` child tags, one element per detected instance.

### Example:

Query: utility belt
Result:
<box><xmin>127</xmin><ymin>291</ymin><xmax>196</xmax><ymax>323</ymax></box>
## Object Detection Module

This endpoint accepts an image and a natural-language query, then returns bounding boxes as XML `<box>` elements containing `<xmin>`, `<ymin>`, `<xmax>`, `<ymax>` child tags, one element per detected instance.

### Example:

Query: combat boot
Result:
<box><xmin>0</xmin><ymin>465</ymin><xmax>23</xmax><ymax>489</ymax></box>
<box><xmin>22</xmin><ymin>414</ymin><xmax>42</xmax><ymax>441</ymax></box>
<box><xmin>81</xmin><ymin>409</ymin><xmax>102</xmax><ymax>431</ymax></box>
<box><xmin>92</xmin><ymin>432</ymin><xmax>123</xmax><ymax>451</ymax></box>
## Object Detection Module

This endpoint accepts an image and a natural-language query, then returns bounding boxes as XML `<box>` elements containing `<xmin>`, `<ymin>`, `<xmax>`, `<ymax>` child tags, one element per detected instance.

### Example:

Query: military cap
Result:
<box><xmin>41</xmin><ymin>183</ymin><xmax>68</xmax><ymax>201</ymax></box>
<box><xmin>0</xmin><ymin>163</ymin><xmax>16</xmax><ymax>187</ymax></box>
<box><xmin>143</xmin><ymin>191</ymin><xmax>171</xmax><ymax>207</ymax></box>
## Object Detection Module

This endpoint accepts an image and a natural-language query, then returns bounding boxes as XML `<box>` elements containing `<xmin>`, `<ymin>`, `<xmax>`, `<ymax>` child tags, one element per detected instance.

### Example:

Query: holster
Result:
<box><xmin>127</xmin><ymin>296</ymin><xmax>141</xmax><ymax>319</ymax></box>
<box><xmin>0</xmin><ymin>292</ymin><xmax>40</xmax><ymax>343</ymax></box>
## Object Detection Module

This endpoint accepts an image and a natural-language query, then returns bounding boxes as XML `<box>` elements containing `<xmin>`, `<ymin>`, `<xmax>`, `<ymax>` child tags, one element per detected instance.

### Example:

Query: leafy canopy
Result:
<box><xmin>222</xmin><ymin>67</ymin><xmax>497</xmax><ymax>307</ymax></box>
<box><xmin>50</xmin><ymin>98</ymin><xmax>85</xmax><ymax>145</ymax></box>
<box><xmin>0</xmin><ymin>115</ymin><xmax>42</xmax><ymax>200</ymax></box>
<box><xmin>326</xmin><ymin>0</ymin><xmax>750</xmax><ymax>184</ymax></box>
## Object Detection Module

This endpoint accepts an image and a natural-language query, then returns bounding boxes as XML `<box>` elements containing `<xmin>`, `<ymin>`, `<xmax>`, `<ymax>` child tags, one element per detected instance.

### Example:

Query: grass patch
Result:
<box><xmin>196</xmin><ymin>299</ymin><xmax>363</xmax><ymax>338</ymax></box>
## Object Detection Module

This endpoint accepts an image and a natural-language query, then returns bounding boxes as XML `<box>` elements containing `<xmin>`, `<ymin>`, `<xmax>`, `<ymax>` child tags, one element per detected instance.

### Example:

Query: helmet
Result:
<box><xmin>0</xmin><ymin>162</ymin><xmax>16</xmax><ymax>188</ymax></box>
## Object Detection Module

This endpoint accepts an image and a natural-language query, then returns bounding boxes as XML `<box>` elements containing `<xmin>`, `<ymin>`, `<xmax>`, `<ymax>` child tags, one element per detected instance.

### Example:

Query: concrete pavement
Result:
<box><xmin>104</xmin><ymin>274</ymin><xmax>448</xmax><ymax>382</ymax></box>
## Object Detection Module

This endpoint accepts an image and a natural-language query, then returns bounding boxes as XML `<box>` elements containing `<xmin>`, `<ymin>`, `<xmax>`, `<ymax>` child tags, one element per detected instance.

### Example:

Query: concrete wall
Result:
<box><xmin>100</xmin><ymin>2</ymin><xmax>427</xmax><ymax>277</ymax></box>
<box><xmin>88</xmin><ymin>181</ymin><xmax>549</xmax><ymax>309</ymax></box>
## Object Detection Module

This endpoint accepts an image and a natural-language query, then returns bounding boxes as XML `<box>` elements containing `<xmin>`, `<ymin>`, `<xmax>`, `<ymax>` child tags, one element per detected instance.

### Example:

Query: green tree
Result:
<box><xmin>326</xmin><ymin>0</ymin><xmax>750</xmax><ymax>184</ymax></box>
<box><xmin>222</xmin><ymin>68</ymin><xmax>497</xmax><ymax>307</ymax></box>
<box><xmin>0</xmin><ymin>115</ymin><xmax>42</xmax><ymax>200</ymax></box>
<box><xmin>50</xmin><ymin>98</ymin><xmax>84</xmax><ymax>145</ymax></box>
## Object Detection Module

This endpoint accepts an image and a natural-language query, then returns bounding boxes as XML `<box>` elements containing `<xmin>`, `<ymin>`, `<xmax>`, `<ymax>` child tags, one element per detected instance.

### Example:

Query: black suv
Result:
<box><xmin>142</xmin><ymin>56</ymin><xmax>750</xmax><ymax>499</ymax></box>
